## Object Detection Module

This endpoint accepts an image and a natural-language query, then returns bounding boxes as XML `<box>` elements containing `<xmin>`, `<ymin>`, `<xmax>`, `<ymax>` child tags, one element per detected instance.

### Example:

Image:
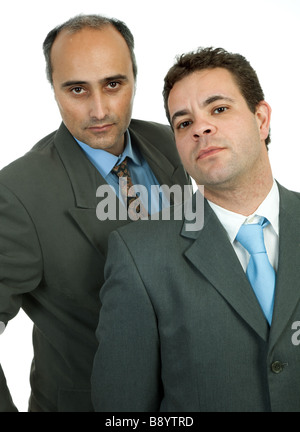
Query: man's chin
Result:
<box><xmin>85</xmin><ymin>138</ymin><xmax>124</xmax><ymax>155</ymax></box>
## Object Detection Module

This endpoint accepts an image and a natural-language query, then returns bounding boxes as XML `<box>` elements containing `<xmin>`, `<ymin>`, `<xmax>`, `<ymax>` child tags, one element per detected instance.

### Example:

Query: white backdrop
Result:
<box><xmin>1</xmin><ymin>0</ymin><xmax>299</xmax><ymax>412</ymax></box>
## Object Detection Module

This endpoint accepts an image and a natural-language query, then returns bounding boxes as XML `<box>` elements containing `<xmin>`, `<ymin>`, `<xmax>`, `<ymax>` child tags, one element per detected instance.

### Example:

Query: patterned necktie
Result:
<box><xmin>236</xmin><ymin>218</ymin><xmax>276</xmax><ymax>325</ymax></box>
<box><xmin>112</xmin><ymin>157</ymin><xmax>147</xmax><ymax>220</ymax></box>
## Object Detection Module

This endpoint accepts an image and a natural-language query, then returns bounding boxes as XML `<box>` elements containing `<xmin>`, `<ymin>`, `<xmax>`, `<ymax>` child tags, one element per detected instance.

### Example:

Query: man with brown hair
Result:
<box><xmin>92</xmin><ymin>47</ymin><xmax>300</xmax><ymax>412</ymax></box>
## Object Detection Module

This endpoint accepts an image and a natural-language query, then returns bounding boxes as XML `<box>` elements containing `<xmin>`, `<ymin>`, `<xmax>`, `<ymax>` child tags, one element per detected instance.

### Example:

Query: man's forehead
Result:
<box><xmin>51</xmin><ymin>25</ymin><xmax>121</xmax><ymax>56</ymax></box>
<box><xmin>55</xmin><ymin>24</ymin><xmax>113</xmax><ymax>39</ymax></box>
<box><xmin>172</xmin><ymin>68</ymin><xmax>237</xmax><ymax>91</ymax></box>
<box><xmin>168</xmin><ymin>69</ymin><xmax>243</xmax><ymax>125</ymax></box>
<box><xmin>169</xmin><ymin>69</ymin><xmax>240</xmax><ymax>105</ymax></box>
<box><xmin>51</xmin><ymin>25</ymin><xmax>133</xmax><ymax>83</ymax></box>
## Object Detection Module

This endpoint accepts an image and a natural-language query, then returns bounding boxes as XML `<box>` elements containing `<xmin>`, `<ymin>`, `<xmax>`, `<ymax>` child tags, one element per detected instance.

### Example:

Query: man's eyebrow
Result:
<box><xmin>171</xmin><ymin>95</ymin><xmax>235</xmax><ymax>126</ymax></box>
<box><xmin>61</xmin><ymin>75</ymin><xmax>129</xmax><ymax>89</ymax></box>
<box><xmin>100</xmin><ymin>74</ymin><xmax>128</xmax><ymax>83</ymax></box>
<box><xmin>203</xmin><ymin>95</ymin><xmax>235</xmax><ymax>106</ymax></box>
<box><xmin>171</xmin><ymin>110</ymin><xmax>189</xmax><ymax>126</ymax></box>
<box><xmin>61</xmin><ymin>80</ymin><xmax>87</xmax><ymax>88</ymax></box>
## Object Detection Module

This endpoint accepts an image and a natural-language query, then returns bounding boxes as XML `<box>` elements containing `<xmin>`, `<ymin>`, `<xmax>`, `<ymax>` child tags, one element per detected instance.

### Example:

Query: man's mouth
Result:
<box><xmin>197</xmin><ymin>147</ymin><xmax>225</xmax><ymax>160</ymax></box>
<box><xmin>87</xmin><ymin>124</ymin><xmax>114</xmax><ymax>132</ymax></box>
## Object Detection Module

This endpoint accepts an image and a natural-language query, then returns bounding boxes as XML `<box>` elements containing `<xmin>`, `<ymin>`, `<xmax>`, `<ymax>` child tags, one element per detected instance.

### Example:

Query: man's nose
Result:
<box><xmin>89</xmin><ymin>92</ymin><xmax>108</xmax><ymax>119</ymax></box>
<box><xmin>192</xmin><ymin>118</ymin><xmax>217</xmax><ymax>139</ymax></box>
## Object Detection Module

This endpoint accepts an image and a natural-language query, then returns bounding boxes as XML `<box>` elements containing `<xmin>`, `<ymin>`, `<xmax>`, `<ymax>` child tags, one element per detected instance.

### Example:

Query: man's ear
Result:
<box><xmin>255</xmin><ymin>101</ymin><xmax>272</xmax><ymax>142</ymax></box>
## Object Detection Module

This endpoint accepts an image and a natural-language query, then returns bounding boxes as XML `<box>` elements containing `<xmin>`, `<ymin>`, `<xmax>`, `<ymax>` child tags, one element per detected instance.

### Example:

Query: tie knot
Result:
<box><xmin>112</xmin><ymin>157</ymin><xmax>130</xmax><ymax>178</ymax></box>
<box><xmin>236</xmin><ymin>218</ymin><xmax>269</xmax><ymax>255</ymax></box>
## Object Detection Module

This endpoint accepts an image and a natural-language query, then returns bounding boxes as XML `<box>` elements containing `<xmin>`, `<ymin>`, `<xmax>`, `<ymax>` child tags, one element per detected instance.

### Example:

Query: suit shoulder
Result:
<box><xmin>1</xmin><ymin>129</ymin><xmax>57</xmax><ymax>167</ymax></box>
<box><xmin>293</xmin><ymin>190</ymin><xmax>300</xmax><ymax>199</ymax></box>
<box><xmin>28</xmin><ymin>130</ymin><xmax>57</xmax><ymax>153</ymax></box>
<box><xmin>0</xmin><ymin>129</ymin><xmax>58</xmax><ymax>187</ymax></box>
<box><xmin>293</xmin><ymin>191</ymin><xmax>300</xmax><ymax>201</ymax></box>
<box><xmin>114</xmin><ymin>216</ymin><xmax>183</xmax><ymax>247</ymax></box>
<box><xmin>129</xmin><ymin>119</ymin><xmax>173</xmax><ymax>138</ymax></box>
<box><xmin>278</xmin><ymin>182</ymin><xmax>300</xmax><ymax>201</ymax></box>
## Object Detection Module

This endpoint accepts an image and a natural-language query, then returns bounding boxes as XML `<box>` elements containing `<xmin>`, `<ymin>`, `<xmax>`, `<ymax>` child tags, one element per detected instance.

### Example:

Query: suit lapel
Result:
<box><xmin>129</xmin><ymin>124</ymin><xmax>188</xmax><ymax>189</ymax></box>
<box><xmin>54</xmin><ymin>123</ymin><xmax>129</xmax><ymax>256</ymax></box>
<box><xmin>182</xmin><ymin>195</ymin><xmax>269</xmax><ymax>341</ymax></box>
<box><xmin>54</xmin><ymin>122</ymin><xmax>100</xmax><ymax>209</ymax></box>
<box><xmin>269</xmin><ymin>184</ymin><xmax>300</xmax><ymax>349</ymax></box>
<box><xmin>68</xmin><ymin>207</ymin><xmax>130</xmax><ymax>257</ymax></box>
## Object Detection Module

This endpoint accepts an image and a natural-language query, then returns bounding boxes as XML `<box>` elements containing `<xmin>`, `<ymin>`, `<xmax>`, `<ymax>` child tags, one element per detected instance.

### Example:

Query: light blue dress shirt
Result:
<box><xmin>75</xmin><ymin>131</ymin><xmax>168</xmax><ymax>214</ymax></box>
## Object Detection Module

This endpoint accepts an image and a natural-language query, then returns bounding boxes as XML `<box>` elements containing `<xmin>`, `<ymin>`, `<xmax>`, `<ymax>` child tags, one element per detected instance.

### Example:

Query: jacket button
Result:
<box><xmin>271</xmin><ymin>361</ymin><xmax>284</xmax><ymax>374</ymax></box>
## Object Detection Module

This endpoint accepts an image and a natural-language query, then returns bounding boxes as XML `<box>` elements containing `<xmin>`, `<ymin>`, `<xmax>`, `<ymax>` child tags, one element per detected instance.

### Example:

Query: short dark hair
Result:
<box><xmin>163</xmin><ymin>47</ymin><xmax>270</xmax><ymax>147</ymax></box>
<box><xmin>43</xmin><ymin>14</ymin><xmax>138</xmax><ymax>85</ymax></box>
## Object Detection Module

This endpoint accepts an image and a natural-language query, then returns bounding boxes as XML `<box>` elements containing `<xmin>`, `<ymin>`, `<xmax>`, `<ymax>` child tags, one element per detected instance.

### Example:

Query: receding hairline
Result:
<box><xmin>52</xmin><ymin>22</ymin><xmax>122</xmax><ymax>45</ymax></box>
<box><xmin>43</xmin><ymin>14</ymin><xmax>138</xmax><ymax>85</ymax></box>
<box><xmin>50</xmin><ymin>24</ymin><xmax>134</xmax><ymax>80</ymax></box>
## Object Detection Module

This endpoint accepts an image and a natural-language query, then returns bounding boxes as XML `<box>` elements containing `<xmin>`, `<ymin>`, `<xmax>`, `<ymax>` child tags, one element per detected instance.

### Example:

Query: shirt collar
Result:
<box><xmin>207</xmin><ymin>180</ymin><xmax>280</xmax><ymax>244</ymax></box>
<box><xmin>75</xmin><ymin>130</ymin><xmax>142</xmax><ymax>179</ymax></box>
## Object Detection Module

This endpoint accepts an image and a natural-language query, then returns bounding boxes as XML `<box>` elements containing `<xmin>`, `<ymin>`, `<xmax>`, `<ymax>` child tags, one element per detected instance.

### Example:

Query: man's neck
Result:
<box><xmin>202</xmin><ymin>170</ymin><xmax>274</xmax><ymax>217</ymax></box>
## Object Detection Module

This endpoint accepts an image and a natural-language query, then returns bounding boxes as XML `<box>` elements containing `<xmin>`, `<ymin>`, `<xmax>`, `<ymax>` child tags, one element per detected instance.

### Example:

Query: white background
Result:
<box><xmin>1</xmin><ymin>0</ymin><xmax>299</xmax><ymax>412</ymax></box>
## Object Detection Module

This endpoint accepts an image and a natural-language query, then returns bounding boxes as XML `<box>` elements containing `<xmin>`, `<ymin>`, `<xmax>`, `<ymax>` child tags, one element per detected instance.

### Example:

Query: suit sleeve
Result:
<box><xmin>0</xmin><ymin>183</ymin><xmax>43</xmax><ymax>411</ymax></box>
<box><xmin>91</xmin><ymin>230</ymin><xmax>162</xmax><ymax>412</ymax></box>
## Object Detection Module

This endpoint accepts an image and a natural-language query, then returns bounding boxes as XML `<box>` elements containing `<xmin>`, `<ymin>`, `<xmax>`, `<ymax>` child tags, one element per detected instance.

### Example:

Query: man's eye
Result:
<box><xmin>71</xmin><ymin>87</ymin><xmax>85</xmax><ymax>95</ymax></box>
<box><xmin>213</xmin><ymin>107</ymin><xmax>228</xmax><ymax>114</ymax></box>
<box><xmin>107</xmin><ymin>82</ymin><xmax>119</xmax><ymax>89</ymax></box>
<box><xmin>178</xmin><ymin>121</ymin><xmax>192</xmax><ymax>129</ymax></box>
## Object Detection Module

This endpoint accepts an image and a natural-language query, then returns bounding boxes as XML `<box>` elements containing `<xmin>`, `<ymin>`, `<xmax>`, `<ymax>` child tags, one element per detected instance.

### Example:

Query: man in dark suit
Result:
<box><xmin>0</xmin><ymin>15</ymin><xmax>190</xmax><ymax>412</ymax></box>
<box><xmin>91</xmin><ymin>47</ymin><xmax>300</xmax><ymax>412</ymax></box>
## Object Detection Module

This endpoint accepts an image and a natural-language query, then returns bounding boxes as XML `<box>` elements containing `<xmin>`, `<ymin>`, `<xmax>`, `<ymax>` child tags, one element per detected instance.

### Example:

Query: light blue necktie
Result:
<box><xmin>236</xmin><ymin>218</ymin><xmax>276</xmax><ymax>325</ymax></box>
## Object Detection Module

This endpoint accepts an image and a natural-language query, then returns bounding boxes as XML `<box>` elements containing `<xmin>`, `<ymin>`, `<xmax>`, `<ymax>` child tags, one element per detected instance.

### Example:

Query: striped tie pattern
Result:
<box><xmin>112</xmin><ymin>157</ymin><xmax>148</xmax><ymax>220</ymax></box>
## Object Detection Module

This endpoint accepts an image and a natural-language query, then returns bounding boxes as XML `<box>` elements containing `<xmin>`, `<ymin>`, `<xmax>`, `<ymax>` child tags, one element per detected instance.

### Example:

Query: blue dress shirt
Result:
<box><xmin>75</xmin><ymin>131</ymin><xmax>169</xmax><ymax>214</ymax></box>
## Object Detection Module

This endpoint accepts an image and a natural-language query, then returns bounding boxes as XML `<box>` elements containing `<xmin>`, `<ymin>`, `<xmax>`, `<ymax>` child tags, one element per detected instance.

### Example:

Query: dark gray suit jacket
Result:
<box><xmin>0</xmin><ymin>120</ymin><xmax>190</xmax><ymax>412</ymax></box>
<box><xmin>92</xmin><ymin>184</ymin><xmax>300</xmax><ymax>412</ymax></box>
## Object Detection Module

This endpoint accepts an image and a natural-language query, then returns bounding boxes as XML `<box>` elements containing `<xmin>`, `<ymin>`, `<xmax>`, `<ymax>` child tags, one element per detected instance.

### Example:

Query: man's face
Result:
<box><xmin>51</xmin><ymin>25</ymin><xmax>136</xmax><ymax>155</ymax></box>
<box><xmin>168</xmin><ymin>68</ymin><xmax>271</xmax><ymax>191</ymax></box>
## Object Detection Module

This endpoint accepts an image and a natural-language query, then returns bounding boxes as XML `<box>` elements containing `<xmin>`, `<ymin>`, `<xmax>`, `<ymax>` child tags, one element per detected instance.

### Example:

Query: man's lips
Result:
<box><xmin>197</xmin><ymin>147</ymin><xmax>225</xmax><ymax>160</ymax></box>
<box><xmin>87</xmin><ymin>124</ymin><xmax>114</xmax><ymax>132</ymax></box>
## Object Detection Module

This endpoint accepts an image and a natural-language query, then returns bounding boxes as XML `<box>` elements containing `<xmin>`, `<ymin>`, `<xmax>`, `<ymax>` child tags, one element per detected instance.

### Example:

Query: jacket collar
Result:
<box><xmin>54</xmin><ymin>122</ymin><xmax>102</xmax><ymax>209</ymax></box>
<box><xmin>129</xmin><ymin>124</ymin><xmax>182</xmax><ymax>188</ymax></box>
